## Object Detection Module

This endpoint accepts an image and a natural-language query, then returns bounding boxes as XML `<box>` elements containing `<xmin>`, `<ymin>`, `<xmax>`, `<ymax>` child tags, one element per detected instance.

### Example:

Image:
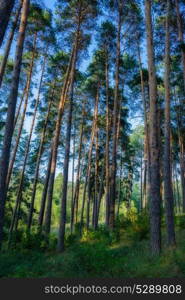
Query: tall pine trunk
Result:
<box><xmin>137</xmin><ymin>41</ymin><xmax>150</xmax><ymax>209</ymax></box>
<box><xmin>9</xmin><ymin>47</ymin><xmax>44</xmax><ymax>238</ymax></box>
<box><xmin>27</xmin><ymin>54</ymin><xmax>49</xmax><ymax>230</ymax></box>
<box><xmin>109</xmin><ymin>2</ymin><xmax>122</xmax><ymax>229</ymax></box>
<box><xmin>57</xmin><ymin>47</ymin><xmax>77</xmax><ymax>251</ymax></box>
<box><xmin>105</xmin><ymin>57</ymin><xmax>110</xmax><ymax>226</ymax></box>
<box><xmin>71</xmin><ymin>104</ymin><xmax>85</xmax><ymax>230</ymax></box>
<box><xmin>163</xmin><ymin>0</ymin><xmax>176</xmax><ymax>246</ymax></box>
<box><xmin>145</xmin><ymin>0</ymin><xmax>161</xmax><ymax>255</ymax></box>
<box><xmin>80</xmin><ymin>86</ymin><xmax>99</xmax><ymax>231</ymax></box>
<box><xmin>38</xmin><ymin>149</ymin><xmax>52</xmax><ymax>229</ymax></box>
<box><xmin>6</xmin><ymin>33</ymin><xmax>37</xmax><ymax>188</ymax></box>
<box><xmin>0</xmin><ymin>0</ymin><xmax>30</xmax><ymax>249</ymax></box>
<box><xmin>43</xmin><ymin>45</ymin><xmax>75</xmax><ymax>235</ymax></box>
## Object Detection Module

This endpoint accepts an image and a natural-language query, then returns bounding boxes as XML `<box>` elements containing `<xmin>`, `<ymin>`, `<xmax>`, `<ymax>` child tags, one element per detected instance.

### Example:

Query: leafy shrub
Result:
<box><xmin>176</xmin><ymin>215</ymin><xmax>185</xmax><ymax>229</ymax></box>
<box><xmin>126</xmin><ymin>211</ymin><xmax>149</xmax><ymax>242</ymax></box>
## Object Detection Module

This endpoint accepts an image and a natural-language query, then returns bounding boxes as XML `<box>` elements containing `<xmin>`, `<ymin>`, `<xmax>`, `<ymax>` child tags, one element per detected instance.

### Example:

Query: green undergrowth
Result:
<box><xmin>0</xmin><ymin>214</ymin><xmax>185</xmax><ymax>278</ymax></box>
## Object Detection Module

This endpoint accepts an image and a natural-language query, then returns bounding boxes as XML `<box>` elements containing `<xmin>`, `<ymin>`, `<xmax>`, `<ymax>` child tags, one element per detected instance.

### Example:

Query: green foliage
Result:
<box><xmin>119</xmin><ymin>210</ymin><xmax>150</xmax><ymax>242</ymax></box>
<box><xmin>1</xmin><ymin>226</ymin><xmax>185</xmax><ymax>278</ymax></box>
<box><xmin>175</xmin><ymin>215</ymin><xmax>185</xmax><ymax>230</ymax></box>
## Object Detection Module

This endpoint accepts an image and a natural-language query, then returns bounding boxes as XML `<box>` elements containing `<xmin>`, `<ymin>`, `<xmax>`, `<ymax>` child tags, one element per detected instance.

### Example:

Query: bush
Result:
<box><xmin>125</xmin><ymin>211</ymin><xmax>150</xmax><ymax>242</ymax></box>
<box><xmin>72</xmin><ymin>242</ymin><xmax>113</xmax><ymax>275</ymax></box>
<box><xmin>176</xmin><ymin>215</ymin><xmax>185</xmax><ymax>229</ymax></box>
<box><xmin>81</xmin><ymin>226</ymin><xmax>119</xmax><ymax>245</ymax></box>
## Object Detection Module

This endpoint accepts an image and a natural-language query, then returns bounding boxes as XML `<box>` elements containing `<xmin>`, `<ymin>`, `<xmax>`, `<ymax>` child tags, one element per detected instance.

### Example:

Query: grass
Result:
<box><xmin>0</xmin><ymin>215</ymin><xmax>185</xmax><ymax>278</ymax></box>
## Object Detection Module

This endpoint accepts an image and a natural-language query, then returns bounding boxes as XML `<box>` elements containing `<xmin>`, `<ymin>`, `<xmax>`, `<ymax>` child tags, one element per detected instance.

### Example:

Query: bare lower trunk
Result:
<box><xmin>163</xmin><ymin>0</ymin><xmax>176</xmax><ymax>246</ymax></box>
<box><xmin>92</xmin><ymin>125</ymin><xmax>99</xmax><ymax>229</ymax></box>
<box><xmin>105</xmin><ymin>58</ymin><xmax>110</xmax><ymax>226</ymax></box>
<box><xmin>80</xmin><ymin>86</ymin><xmax>99</xmax><ymax>231</ymax></box>
<box><xmin>70</xmin><ymin>127</ymin><xmax>76</xmax><ymax>233</ymax></box>
<box><xmin>145</xmin><ymin>0</ymin><xmax>161</xmax><ymax>255</ymax></box>
<box><xmin>57</xmin><ymin>55</ymin><xmax>76</xmax><ymax>252</ymax></box>
<box><xmin>137</xmin><ymin>41</ymin><xmax>150</xmax><ymax>209</ymax></box>
<box><xmin>109</xmin><ymin>2</ymin><xmax>122</xmax><ymax>229</ymax></box>
<box><xmin>174</xmin><ymin>162</ymin><xmax>181</xmax><ymax>213</ymax></box>
<box><xmin>95</xmin><ymin>160</ymin><xmax>105</xmax><ymax>229</ymax></box>
<box><xmin>38</xmin><ymin>149</ymin><xmax>52</xmax><ymax>228</ymax></box>
<box><xmin>71</xmin><ymin>105</ymin><xmax>85</xmax><ymax>229</ymax></box>
<box><xmin>27</xmin><ymin>54</ymin><xmax>49</xmax><ymax>230</ymax></box>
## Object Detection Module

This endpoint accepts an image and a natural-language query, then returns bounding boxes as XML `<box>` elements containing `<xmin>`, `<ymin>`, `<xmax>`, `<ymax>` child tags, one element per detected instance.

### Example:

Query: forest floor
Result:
<box><xmin>1</xmin><ymin>216</ymin><xmax>185</xmax><ymax>278</ymax></box>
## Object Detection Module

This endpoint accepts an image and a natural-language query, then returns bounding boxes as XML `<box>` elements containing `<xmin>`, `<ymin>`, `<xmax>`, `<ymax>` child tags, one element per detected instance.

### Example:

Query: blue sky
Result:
<box><xmin>44</xmin><ymin>0</ymin><xmax>55</xmax><ymax>10</ymax></box>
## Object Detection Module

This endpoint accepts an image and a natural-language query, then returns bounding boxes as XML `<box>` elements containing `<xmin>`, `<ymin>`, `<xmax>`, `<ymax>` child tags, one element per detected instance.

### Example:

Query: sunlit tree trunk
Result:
<box><xmin>43</xmin><ymin>46</ymin><xmax>75</xmax><ymax>236</ymax></box>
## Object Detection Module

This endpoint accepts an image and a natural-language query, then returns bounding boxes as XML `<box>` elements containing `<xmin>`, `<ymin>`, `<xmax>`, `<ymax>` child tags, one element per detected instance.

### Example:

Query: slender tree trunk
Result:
<box><xmin>0</xmin><ymin>0</ymin><xmax>22</xmax><ymax>87</ymax></box>
<box><xmin>0</xmin><ymin>0</ymin><xmax>15</xmax><ymax>47</ymax></box>
<box><xmin>116</xmin><ymin>155</ymin><xmax>122</xmax><ymax>219</ymax></box>
<box><xmin>137</xmin><ymin>41</ymin><xmax>150</xmax><ymax>208</ymax></box>
<box><xmin>174</xmin><ymin>162</ymin><xmax>181</xmax><ymax>213</ymax></box>
<box><xmin>14</xmin><ymin>80</ymin><xmax>27</xmax><ymax>129</ymax></box>
<box><xmin>27</xmin><ymin>54</ymin><xmax>49</xmax><ymax>230</ymax></box>
<box><xmin>95</xmin><ymin>160</ymin><xmax>105</xmax><ymax>229</ymax></box>
<box><xmin>163</xmin><ymin>0</ymin><xmax>176</xmax><ymax>246</ymax></box>
<box><xmin>9</xmin><ymin>45</ymin><xmax>44</xmax><ymax>237</ymax></box>
<box><xmin>179</xmin><ymin>139</ymin><xmax>185</xmax><ymax>212</ymax></box>
<box><xmin>57</xmin><ymin>53</ymin><xmax>76</xmax><ymax>252</ymax></box>
<box><xmin>80</xmin><ymin>86</ymin><xmax>99</xmax><ymax>231</ymax></box>
<box><xmin>145</xmin><ymin>0</ymin><xmax>161</xmax><ymax>255</ymax></box>
<box><xmin>0</xmin><ymin>0</ymin><xmax>30</xmax><ymax>249</ymax></box>
<box><xmin>92</xmin><ymin>124</ymin><xmax>99</xmax><ymax>229</ymax></box>
<box><xmin>174</xmin><ymin>92</ymin><xmax>185</xmax><ymax>212</ymax></box>
<box><xmin>140</xmin><ymin>151</ymin><xmax>143</xmax><ymax>211</ymax></box>
<box><xmin>143</xmin><ymin>135</ymin><xmax>148</xmax><ymax>209</ymax></box>
<box><xmin>71</xmin><ymin>104</ymin><xmax>85</xmax><ymax>229</ymax></box>
<box><xmin>38</xmin><ymin>149</ymin><xmax>52</xmax><ymax>228</ymax></box>
<box><xmin>105</xmin><ymin>57</ymin><xmax>110</xmax><ymax>226</ymax></box>
<box><xmin>86</xmin><ymin>87</ymin><xmax>99</xmax><ymax>229</ymax></box>
<box><xmin>70</xmin><ymin>126</ymin><xmax>76</xmax><ymax>233</ymax></box>
<box><xmin>43</xmin><ymin>41</ymin><xmax>76</xmax><ymax>236</ymax></box>
<box><xmin>109</xmin><ymin>2</ymin><xmax>122</xmax><ymax>229</ymax></box>
<box><xmin>6</xmin><ymin>33</ymin><xmax>37</xmax><ymax>188</ymax></box>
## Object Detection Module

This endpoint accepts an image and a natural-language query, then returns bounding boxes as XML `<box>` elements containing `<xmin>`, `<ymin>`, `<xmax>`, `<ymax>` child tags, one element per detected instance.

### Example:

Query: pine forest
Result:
<box><xmin>0</xmin><ymin>0</ymin><xmax>185</xmax><ymax>278</ymax></box>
